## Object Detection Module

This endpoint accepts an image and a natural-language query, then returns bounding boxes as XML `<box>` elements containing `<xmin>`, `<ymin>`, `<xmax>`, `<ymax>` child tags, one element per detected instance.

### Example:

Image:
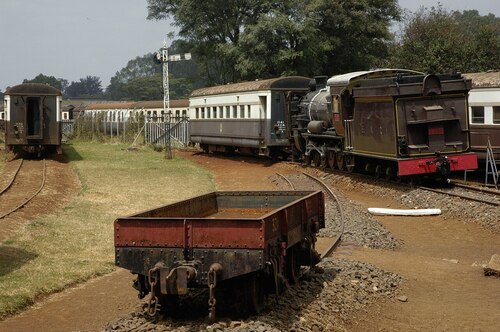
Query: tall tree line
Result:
<box><xmin>147</xmin><ymin>0</ymin><xmax>401</xmax><ymax>84</ymax></box>
<box><xmin>16</xmin><ymin>3</ymin><xmax>500</xmax><ymax>100</ymax></box>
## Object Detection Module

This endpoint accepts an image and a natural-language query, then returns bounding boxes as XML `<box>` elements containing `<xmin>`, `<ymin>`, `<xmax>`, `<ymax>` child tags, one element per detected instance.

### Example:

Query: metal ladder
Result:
<box><xmin>485</xmin><ymin>139</ymin><xmax>499</xmax><ymax>188</ymax></box>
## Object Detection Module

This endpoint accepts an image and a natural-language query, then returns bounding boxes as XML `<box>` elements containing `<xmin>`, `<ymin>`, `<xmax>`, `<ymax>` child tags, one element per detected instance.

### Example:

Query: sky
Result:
<box><xmin>1</xmin><ymin>0</ymin><xmax>499</xmax><ymax>92</ymax></box>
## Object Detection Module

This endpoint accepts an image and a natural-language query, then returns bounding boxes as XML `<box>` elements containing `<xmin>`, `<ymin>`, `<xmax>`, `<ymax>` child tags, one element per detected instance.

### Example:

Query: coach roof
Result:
<box><xmin>326</xmin><ymin>69</ymin><xmax>424</xmax><ymax>87</ymax></box>
<box><xmin>190</xmin><ymin>76</ymin><xmax>311</xmax><ymax>97</ymax></box>
<box><xmin>464</xmin><ymin>71</ymin><xmax>500</xmax><ymax>88</ymax></box>
<box><xmin>6</xmin><ymin>83</ymin><xmax>62</xmax><ymax>96</ymax></box>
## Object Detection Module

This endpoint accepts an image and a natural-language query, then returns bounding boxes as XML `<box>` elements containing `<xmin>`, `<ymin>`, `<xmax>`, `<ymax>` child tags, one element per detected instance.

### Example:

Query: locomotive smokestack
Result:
<box><xmin>314</xmin><ymin>76</ymin><xmax>328</xmax><ymax>90</ymax></box>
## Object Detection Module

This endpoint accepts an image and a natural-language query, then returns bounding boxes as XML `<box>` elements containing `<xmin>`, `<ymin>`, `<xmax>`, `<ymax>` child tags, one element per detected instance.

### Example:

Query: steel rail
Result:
<box><xmin>275</xmin><ymin>173</ymin><xmax>296</xmax><ymax>190</ymax></box>
<box><xmin>0</xmin><ymin>159</ymin><xmax>47</xmax><ymax>219</ymax></box>
<box><xmin>0</xmin><ymin>159</ymin><xmax>24</xmax><ymax>195</ymax></box>
<box><xmin>452</xmin><ymin>182</ymin><xmax>500</xmax><ymax>196</ymax></box>
<box><xmin>419</xmin><ymin>186</ymin><xmax>500</xmax><ymax>207</ymax></box>
<box><xmin>302</xmin><ymin>172</ymin><xmax>345</xmax><ymax>259</ymax></box>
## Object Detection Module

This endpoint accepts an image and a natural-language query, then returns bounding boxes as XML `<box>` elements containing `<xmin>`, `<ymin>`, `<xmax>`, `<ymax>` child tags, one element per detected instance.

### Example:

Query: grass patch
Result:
<box><xmin>0</xmin><ymin>141</ymin><xmax>215</xmax><ymax>317</ymax></box>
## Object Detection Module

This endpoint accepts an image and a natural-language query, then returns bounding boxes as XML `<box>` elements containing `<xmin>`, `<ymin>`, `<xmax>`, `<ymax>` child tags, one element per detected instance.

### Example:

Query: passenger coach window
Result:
<box><xmin>471</xmin><ymin>106</ymin><xmax>485</xmax><ymax>124</ymax></box>
<box><xmin>493</xmin><ymin>106</ymin><xmax>500</xmax><ymax>124</ymax></box>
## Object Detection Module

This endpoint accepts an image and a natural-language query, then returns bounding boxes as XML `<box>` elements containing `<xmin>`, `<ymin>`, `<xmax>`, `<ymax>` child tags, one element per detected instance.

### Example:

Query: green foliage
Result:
<box><xmin>22</xmin><ymin>73</ymin><xmax>68</xmax><ymax>92</ymax></box>
<box><xmin>106</xmin><ymin>44</ymin><xmax>202</xmax><ymax>100</ymax></box>
<box><xmin>147</xmin><ymin>0</ymin><xmax>400</xmax><ymax>82</ymax></box>
<box><xmin>127</xmin><ymin>75</ymin><xmax>163</xmax><ymax>100</ymax></box>
<box><xmin>390</xmin><ymin>7</ymin><xmax>499</xmax><ymax>73</ymax></box>
<box><xmin>66</xmin><ymin>76</ymin><xmax>104</xmax><ymax>99</ymax></box>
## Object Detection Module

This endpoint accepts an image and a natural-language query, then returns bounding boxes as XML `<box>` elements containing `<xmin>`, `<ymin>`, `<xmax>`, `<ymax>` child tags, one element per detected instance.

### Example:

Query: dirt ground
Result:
<box><xmin>0</xmin><ymin>150</ymin><xmax>499</xmax><ymax>332</ymax></box>
<box><xmin>0</xmin><ymin>156</ymin><xmax>81</xmax><ymax>243</ymax></box>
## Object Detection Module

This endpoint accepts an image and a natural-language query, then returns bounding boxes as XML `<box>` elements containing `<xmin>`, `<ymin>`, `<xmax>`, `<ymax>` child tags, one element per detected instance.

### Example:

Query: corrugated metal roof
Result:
<box><xmin>83</xmin><ymin>99</ymin><xmax>189</xmax><ymax>110</ymax></box>
<box><xmin>463</xmin><ymin>71</ymin><xmax>500</xmax><ymax>88</ymax></box>
<box><xmin>327</xmin><ymin>69</ymin><xmax>424</xmax><ymax>87</ymax></box>
<box><xmin>85</xmin><ymin>102</ymin><xmax>136</xmax><ymax>110</ymax></box>
<box><xmin>5</xmin><ymin>83</ymin><xmax>61</xmax><ymax>96</ymax></box>
<box><xmin>190</xmin><ymin>76</ymin><xmax>310</xmax><ymax>97</ymax></box>
<box><xmin>132</xmin><ymin>99</ymin><xmax>188</xmax><ymax>109</ymax></box>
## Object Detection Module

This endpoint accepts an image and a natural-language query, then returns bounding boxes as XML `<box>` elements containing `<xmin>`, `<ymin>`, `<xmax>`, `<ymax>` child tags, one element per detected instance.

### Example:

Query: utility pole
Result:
<box><xmin>154</xmin><ymin>42</ymin><xmax>191</xmax><ymax>159</ymax></box>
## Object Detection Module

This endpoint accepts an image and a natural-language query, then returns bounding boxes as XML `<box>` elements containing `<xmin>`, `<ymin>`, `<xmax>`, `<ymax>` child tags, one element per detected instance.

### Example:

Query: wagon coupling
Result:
<box><xmin>208</xmin><ymin>263</ymin><xmax>222</xmax><ymax>321</ymax></box>
<box><xmin>146</xmin><ymin>264</ymin><xmax>162</xmax><ymax>316</ymax></box>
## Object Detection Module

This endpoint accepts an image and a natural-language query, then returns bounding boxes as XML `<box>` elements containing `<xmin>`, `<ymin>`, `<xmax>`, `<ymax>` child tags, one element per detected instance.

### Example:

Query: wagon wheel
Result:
<box><xmin>345</xmin><ymin>155</ymin><xmax>354</xmax><ymax>173</ymax></box>
<box><xmin>374</xmin><ymin>165</ymin><xmax>383</xmax><ymax>178</ymax></box>
<box><xmin>158</xmin><ymin>294</ymin><xmax>179</xmax><ymax>314</ymax></box>
<box><xmin>244</xmin><ymin>273</ymin><xmax>264</xmax><ymax>315</ymax></box>
<box><xmin>385</xmin><ymin>167</ymin><xmax>394</xmax><ymax>181</ymax></box>
<box><xmin>286</xmin><ymin>246</ymin><xmax>301</xmax><ymax>285</ymax></box>
<box><xmin>327</xmin><ymin>151</ymin><xmax>336</xmax><ymax>169</ymax></box>
<box><xmin>336</xmin><ymin>151</ymin><xmax>346</xmax><ymax>171</ymax></box>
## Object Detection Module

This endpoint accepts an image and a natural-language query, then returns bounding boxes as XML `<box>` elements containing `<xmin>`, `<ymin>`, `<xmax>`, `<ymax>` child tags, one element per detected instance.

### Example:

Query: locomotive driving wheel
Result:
<box><xmin>327</xmin><ymin>151</ymin><xmax>336</xmax><ymax>169</ymax></box>
<box><xmin>312</xmin><ymin>151</ymin><xmax>321</xmax><ymax>167</ymax></box>
<box><xmin>336</xmin><ymin>151</ymin><xmax>346</xmax><ymax>171</ymax></box>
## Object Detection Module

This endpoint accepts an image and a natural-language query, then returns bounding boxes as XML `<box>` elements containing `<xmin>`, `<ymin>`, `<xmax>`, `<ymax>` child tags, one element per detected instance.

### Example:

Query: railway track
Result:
<box><xmin>276</xmin><ymin>172</ymin><xmax>344</xmax><ymax>258</ymax></box>
<box><xmin>0</xmin><ymin>158</ymin><xmax>47</xmax><ymax>219</ymax></box>
<box><xmin>299</xmin><ymin>163</ymin><xmax>500</xmax><ymax>207</ymax></box>
<box><xmin>419</xmin><ymin>183</ymin><xmax>500</xmax><ymax>207</ymax></box>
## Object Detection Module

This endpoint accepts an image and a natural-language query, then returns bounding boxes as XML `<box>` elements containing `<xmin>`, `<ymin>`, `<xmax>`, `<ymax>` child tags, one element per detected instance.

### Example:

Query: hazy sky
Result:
<box><xmin>1</xmin><ymin>0</ymin><xmax>499</xmax><ymax>92</ymax></box>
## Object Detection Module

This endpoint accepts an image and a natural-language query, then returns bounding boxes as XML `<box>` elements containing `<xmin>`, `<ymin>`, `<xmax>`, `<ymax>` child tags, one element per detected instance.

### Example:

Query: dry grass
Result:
<box><xmin>0</xmin><ymin>141</ymin><xmax>215</xmax><ymax>317</ymax></box>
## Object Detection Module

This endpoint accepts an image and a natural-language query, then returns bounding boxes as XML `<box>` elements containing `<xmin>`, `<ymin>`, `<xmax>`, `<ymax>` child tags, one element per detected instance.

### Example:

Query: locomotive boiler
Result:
<box><xmin>4</xmin><ymin>83</ymin><xmax>63</xmax><ymax>155</ymax></box>
<box><xmin>292</xmin><ymin>69</ymin><xmax>478</xmax><ymax>180</ymax></box>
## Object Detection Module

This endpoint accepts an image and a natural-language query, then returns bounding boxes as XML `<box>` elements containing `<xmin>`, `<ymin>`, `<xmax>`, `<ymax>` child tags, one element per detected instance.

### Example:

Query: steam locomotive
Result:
<box><xmin>190</xmin><ymin>69</ymin><xmax>478</xmax><ymax>180</ymax></box>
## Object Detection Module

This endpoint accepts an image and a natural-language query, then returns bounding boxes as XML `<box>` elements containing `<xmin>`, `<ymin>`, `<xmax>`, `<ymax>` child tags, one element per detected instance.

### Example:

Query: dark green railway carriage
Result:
<box><xmin>4</xmin><ymin>83</ymin><xmax>62</xmax><ymax>155</ymax></box>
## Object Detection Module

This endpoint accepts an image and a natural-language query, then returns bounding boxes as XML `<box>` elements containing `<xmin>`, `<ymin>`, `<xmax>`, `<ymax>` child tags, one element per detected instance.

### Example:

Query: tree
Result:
<box><xmin>147</xmin><ymin>0</ymin><xmax>275</xmax><ymax>83</ymax></box>
<box><xmin>66</xmin><ymin>76</ymin><xmax>103</xmax><ymax>98</ymax></box>
<box><xmin>147</xmin><ymin>0</ymin><xmax>400</xmax><ymax>83</ymax></box>
<box><xmin>390</xmin><ymin>7</ymin><xmax>499</xmax><ymax>73</ymax></box>
<box><xmin>23</xmin><ymin>73</ymin><xmax>68</xmax><ymax>93</ymax></box>
<box><xmin>106</xmin><ymin>42</ymin><xmax>202</xmax><ymax>100</ymax></box>
<box><xmin>126</xmin><ymin>75</ymin><xmax>163</xmax><ymax>100</ymax></box>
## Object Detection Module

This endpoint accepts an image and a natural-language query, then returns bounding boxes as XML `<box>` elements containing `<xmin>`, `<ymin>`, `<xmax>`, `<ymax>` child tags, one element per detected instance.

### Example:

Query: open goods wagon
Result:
<box><xmin>114</xmin><ymin>191</ymin><xmax>325</xmax><ymax>318</ymax></box>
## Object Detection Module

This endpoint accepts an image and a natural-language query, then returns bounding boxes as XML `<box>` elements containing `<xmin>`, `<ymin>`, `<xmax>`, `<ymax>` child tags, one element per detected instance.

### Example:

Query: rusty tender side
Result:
<box><xmin>114</xmin><ymin>191</ymin><xmax>325</xmax><ymax>318</ymax></box>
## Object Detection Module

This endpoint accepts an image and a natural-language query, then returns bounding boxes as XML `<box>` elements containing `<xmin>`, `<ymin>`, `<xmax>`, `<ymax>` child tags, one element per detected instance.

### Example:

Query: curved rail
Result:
<box><xmin>419</xmin><ymin>186</ymin><xmax>500</xmax><ymax>207</ymax></box>
<box><xmin>275</xmin><ymin>173</ymin><xmax>295</xmax><ymax>190</ymax></box>
<box><xmin>0</xmin><ymin>159</ymin><xmax>47</xmax><ymax>219</ymax></box>
<box><xmin>301</xmin><ymin>172</ymin><xmax>345</xmax><ymax>259</ymax></box>
<box><xmin>0</xmin><ymin>159</ymin><xmax>24</xmax><ymax>195</ymax></box>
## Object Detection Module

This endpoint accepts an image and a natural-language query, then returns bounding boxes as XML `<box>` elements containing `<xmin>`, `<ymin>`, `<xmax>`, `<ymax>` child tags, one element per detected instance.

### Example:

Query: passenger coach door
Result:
<box><xmin>26</xmin><ymin>97</ymin><xmax>43</xmax><ymax>139</ymax></box>
<box><xmin>259</xmin><ymin>96</ymin><xmax>267</xmax><ymax>137</ymax></box>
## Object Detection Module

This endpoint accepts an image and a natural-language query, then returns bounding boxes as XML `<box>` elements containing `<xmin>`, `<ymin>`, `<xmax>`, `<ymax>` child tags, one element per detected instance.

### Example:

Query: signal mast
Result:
<box><xmin>154</xmin><ymin>41</ymin><xmax>191</xmax><ymax>159</ymax></box>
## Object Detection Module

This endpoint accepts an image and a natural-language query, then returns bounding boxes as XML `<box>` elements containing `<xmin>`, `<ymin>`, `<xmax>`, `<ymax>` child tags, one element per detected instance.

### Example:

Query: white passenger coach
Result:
<box><xmin>189</xmin><ymin>76</ymin><xmax>310</xmax><ymax>157</ymax></box>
